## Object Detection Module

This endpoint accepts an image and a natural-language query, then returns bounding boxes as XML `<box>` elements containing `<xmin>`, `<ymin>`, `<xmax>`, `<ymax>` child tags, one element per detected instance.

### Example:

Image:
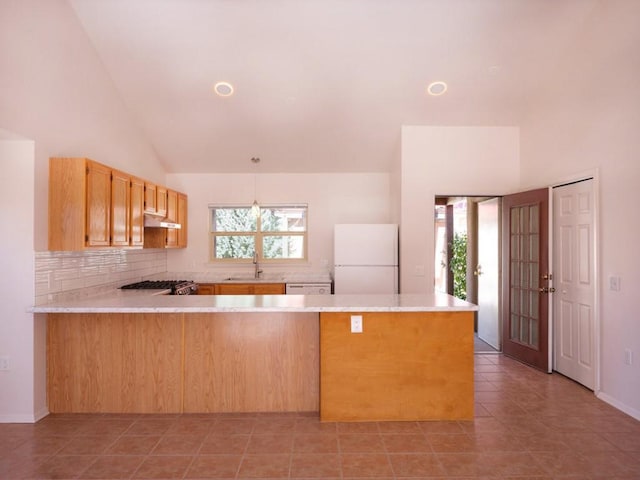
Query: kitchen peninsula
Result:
<box><xmin>34</xmin><ymin>292</ymin><xmax>477</xmax><ymax>422</ymax></box>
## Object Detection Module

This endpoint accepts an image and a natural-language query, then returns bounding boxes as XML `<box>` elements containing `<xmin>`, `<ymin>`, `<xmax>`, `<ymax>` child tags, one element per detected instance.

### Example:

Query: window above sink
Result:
<box><xmin>209</xmin><ymin>204</ymin><xmax>308</xmax><ymax>264</ymax></box>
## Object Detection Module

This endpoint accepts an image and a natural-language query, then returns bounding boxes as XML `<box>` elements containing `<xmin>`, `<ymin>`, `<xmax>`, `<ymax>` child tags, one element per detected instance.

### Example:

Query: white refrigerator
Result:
<box><xmin>333</xmin><ymin>224</ymin><xmax>398</xmax><ymax>294</ymax></box>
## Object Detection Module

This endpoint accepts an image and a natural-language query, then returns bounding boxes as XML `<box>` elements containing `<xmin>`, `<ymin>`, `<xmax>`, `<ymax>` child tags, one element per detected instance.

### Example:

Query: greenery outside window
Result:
<box><xmin>210</xmin><ymin>204</ymin><xmax>307</xmax><ymax>262</ymax></box>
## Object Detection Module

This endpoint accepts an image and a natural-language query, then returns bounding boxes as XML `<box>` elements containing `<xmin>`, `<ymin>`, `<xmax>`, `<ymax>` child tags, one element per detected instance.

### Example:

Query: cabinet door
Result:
<box><xmin>144</xmin><ymin>182</ymin><xmax>157</xmax><ymax>214</ymax></box>
<box><xmin>166</xmin><ymin>189</ymin><xmax>179</xmax><ymax>247</ymax></box>
<box><xmin>86</xmin><ymin>161</ymin><xmax>111</xmax><ymax>247</ymax></box>
<box><xmin>111</xmin><ymin>169</ymin><xmax>131</xmax><ymax>246</ymax></box>
<box><xmin>254</xmin><ymin>283</ymin><xmax>286</xmax><ymax>294</ymax></box>
<box><xmin>196</xmin><ymin>284</ymin><xmax>216</xmax><ymax>295</ymax></box>
<box><xmin>214</xmin><ymin>283</ymin><xmax>253</xmax><ymax>295</ymax></box>
<box><xmin>130</xmin><ymin>177</ymin><xmax>145</xmax><ymax>246</ymax></box>
<box><xmin>156</xmin><ymin>185</ymin><xmax>168</xmax><ymax>217</ymax></box>
<box><xmin>48</xmin><ymin>157</ymin><xmax>87</xmax><ymax>251</ymax></box>
<box><xmin>214</xmin><ymin>283</ymin><xmax>285</xmax><ymax>295</ymax></box>
<box><xmin>177</xmin><ymin>193</ymin><xmax>188</xmax><ymax>248</ymax></box>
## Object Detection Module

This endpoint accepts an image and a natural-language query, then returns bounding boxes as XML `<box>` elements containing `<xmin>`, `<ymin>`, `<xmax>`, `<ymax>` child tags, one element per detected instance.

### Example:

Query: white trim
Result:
<box><xmin>0</xmin><ymin>406</ymin><xmax>48</xmax><ymax>424</ymax></box>
<box><xmin>597</xmin><ymin>391</ymin><xmax>640</xmax><ymax>422</ymax></box>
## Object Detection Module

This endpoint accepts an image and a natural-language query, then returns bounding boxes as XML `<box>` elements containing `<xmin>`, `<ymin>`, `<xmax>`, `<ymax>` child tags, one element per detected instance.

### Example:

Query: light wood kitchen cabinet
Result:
<box><xmin>146</xmin><ymin>190</ymin><xmax>188</xmax><ymax>249</ymax></box>
<box><xmin>166</xmin><ymin>190</ymin><xmax>178</xmax><ymax>247</ymax></box>
<box><xmin>130</xmin><ymin>176</ymin><xmax>145</xmax><ymax>246</ymax></box>
<box><xmin>156</xmin><ymin>185</ymin><xmax>168</xmax><ymax>217</ymax></box>
<box><xmin>110</xmin><ymin>169</ymin><xmax>131</xmax><ymax>246</ymax></box>
<box><xmin>144</xmin><ymin>182</ymin><xmax>157</xmax><ymax>214</ymax></box>
<box><xmin>85</xmin><ymin>160</ymin><xmax>112</xmax><ymax>247</ymax></box>
<box><xmin>196</xmin><ymin>284</ymin><xmax>216</xmax><ymax>295</ymax></box>
<box><xmin>213</xmin><ymin>283</ymin><xmax>286</xmax><ymax>295</ymax></box>
<box><xmin>49</xmin><ymin>158</ymin><xmax>111</xmax><ymax>250</ymax></box>
<box><xmin>49</xmin><ymin>157</ymin><xmax>186</xmax><ymax>250</ymax></box>
<box><xmin>144</xmin><ymin>181</ymin><xmax>169</xmax><ymax>217</ymax></box>
<box><xmin>166</xmin><ymin>192</ymin><xmax>187</xmax><ymax>248</ymax></box>
<box><xmin>197</xmin><ymin>283</ymin><xmax>286</xmax><ymax>295</ymax></box>
<box><xmin>177</xmin><ymin>192</ymin><xmax>188</xmax><ymax>248</ymax></box>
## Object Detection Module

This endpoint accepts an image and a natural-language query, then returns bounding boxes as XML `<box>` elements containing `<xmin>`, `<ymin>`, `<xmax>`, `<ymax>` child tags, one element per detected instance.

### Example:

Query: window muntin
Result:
<box><xmin>210</xmin><ymin>205</ymin><xmax>307</xmax><ymax>262</ymax></box>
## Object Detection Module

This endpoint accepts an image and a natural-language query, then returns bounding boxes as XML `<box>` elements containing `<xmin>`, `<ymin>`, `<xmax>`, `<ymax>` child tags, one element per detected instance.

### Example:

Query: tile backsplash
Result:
<box><xmin>35</xmin><ymin>249</ymin><xmax>167</xmax><ymax>304</ymax></box>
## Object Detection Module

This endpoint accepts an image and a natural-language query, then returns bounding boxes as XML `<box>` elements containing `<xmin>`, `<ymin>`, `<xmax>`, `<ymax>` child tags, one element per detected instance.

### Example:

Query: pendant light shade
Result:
<box><xmin>251</xmin><ymin>157</ymin><xmax>260</xmax><ymax>217</ymax></box>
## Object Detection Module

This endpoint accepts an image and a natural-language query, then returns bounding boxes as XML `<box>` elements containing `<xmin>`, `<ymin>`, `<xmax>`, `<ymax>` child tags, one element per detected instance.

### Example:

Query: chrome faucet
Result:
<box><xmin>253</xmin><ymin>252</ymin><xmax>263</xmax><ymax>279</ymax></box>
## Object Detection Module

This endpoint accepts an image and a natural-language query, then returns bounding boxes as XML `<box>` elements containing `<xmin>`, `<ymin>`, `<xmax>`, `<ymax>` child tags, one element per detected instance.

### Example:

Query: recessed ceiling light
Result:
<box><xmin>427</xmin><ymin>81</ymin><xmax>448</xmax><ymax>96</ymax></box>
<box><xmin>214</xmin><ymin>81</ymin><xmax>234</xmax><ymax>97</ymax></box>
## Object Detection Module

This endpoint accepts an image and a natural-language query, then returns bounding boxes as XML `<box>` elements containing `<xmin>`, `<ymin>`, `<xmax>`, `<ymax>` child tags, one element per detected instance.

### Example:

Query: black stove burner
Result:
<box><xmin>120</xmin><ymin>280</ymin><xmax>197</xmax><ymax>295</ymax></box>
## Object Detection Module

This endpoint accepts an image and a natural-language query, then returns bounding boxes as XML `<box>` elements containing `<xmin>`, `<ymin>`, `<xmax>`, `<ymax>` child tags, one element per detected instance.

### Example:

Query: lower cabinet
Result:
<box><xmin>197</xmin><ymin>283</ymin><xmax>286</xmax><ymax>295</ymax></box>
<box><xmin>196</xmin><ymin>284</ymin><xmax>216</xmax><ymax>295</ymax></box>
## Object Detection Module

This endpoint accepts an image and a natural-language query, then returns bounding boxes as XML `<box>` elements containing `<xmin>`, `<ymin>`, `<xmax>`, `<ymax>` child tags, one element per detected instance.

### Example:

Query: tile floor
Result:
<box><xmin>1</xmin><ymin>354</ymin><xmax>639</xmax><ymax>479</ymax></box>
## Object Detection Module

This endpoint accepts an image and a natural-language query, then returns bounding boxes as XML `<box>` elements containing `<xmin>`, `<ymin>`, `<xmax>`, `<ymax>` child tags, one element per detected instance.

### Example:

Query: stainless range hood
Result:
<box><xmin>143</xmin><ymin>213</ymin><xmax>181</xmax><ymax>229</ymax></box>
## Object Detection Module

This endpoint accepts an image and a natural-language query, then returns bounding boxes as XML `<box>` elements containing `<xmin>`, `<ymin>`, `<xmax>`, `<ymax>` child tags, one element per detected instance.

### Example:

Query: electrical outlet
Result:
<box><xmin>0</xmin><ymin>356</ymin><xmax>10</xmax><ymax>371</ymax></box>
<box><xmin>350</xmin><ymin>315</ymin><xmax>363</xmax><ymax>333</ymax></box>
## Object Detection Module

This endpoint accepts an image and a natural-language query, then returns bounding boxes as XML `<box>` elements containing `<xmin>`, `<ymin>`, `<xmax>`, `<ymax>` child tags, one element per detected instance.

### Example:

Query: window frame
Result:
<box><xmin>208</xmin><ymin>204</ymin><xmax>308</xmax><ymax>263</ymax></box>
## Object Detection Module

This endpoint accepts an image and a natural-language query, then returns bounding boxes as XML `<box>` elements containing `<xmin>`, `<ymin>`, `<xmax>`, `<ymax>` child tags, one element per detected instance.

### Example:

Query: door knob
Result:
<box><xmin>474</xmin><ymin>265</ymin><xmax>483</xmax><ymax>276</ymax></box>
<box><xmin>539</xmin><ymin>287</ymin><xmax>549</xmax><ymax>293</ymax></box>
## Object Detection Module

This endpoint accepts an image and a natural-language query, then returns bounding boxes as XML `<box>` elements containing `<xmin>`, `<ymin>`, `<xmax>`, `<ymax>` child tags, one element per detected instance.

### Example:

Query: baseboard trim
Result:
<box><xmin>596</xmin><ymin>391</ymin><xmax>640</xmax><ymax>421</ymax></box>
<box><xmin>0</xmin><ymin>407</ymin><xmax>49</xmax><ymax>424</ymax></box>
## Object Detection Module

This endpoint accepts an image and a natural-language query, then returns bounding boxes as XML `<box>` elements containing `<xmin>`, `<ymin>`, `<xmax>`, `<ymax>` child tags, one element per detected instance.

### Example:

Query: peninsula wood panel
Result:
<box><xmin>320</xmin><ymin>311</ymin><xmax>474</xmax><ymax>421</ymax></box>
<box><xmin>183</xmin><ymin>312</ymin><xmax>319</xmax><ymax>413</ymax></box>
<box><xmin>47</xmin><ymin>313</ymin><xmax>182</xmax><ymax>413</ymax></box>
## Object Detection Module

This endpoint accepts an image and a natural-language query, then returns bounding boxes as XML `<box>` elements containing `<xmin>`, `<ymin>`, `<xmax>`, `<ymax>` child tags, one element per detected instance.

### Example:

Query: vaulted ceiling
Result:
<box><xmin>68</xmin><ymin>0</ymin><xmax>598</xmax><ymax>173</ymax></box>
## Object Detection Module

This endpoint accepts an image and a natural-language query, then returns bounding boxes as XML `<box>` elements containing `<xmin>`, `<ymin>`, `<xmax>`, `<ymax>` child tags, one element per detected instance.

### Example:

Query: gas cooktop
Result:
<box><xmin>120</xmin><ymin>280</ymin><xmax>198</xmax><ymax>295</ymax></box>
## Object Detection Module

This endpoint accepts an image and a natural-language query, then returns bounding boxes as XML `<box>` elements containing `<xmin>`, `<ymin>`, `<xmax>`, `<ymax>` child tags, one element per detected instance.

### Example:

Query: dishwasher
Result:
<box><xmin>285</xmin><ymin>283</ymin><xmax>332</xmax><ymax>295</ymax></box>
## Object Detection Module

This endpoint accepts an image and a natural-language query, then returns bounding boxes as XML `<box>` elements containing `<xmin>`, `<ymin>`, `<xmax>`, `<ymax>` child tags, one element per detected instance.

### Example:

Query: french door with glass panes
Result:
<box><xmin>502</xmin><ymin>188</ymin><xmax>551</xmax><ymax>372</ymax></box>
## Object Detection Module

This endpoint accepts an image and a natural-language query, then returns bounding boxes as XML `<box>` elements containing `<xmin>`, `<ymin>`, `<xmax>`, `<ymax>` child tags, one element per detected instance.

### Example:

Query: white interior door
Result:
<box><xmin>553</xmin><ymin>179</ymin><xmax>595</xmax><ymax>389</ymax></box>
<box><xmin>477</xmin><ymin>197</ymin><xmax>501</xmax><ymax>350</ymax></box>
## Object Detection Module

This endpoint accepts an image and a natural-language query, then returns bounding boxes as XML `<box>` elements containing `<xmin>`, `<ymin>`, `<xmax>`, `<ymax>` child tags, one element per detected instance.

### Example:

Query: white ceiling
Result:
<box><xmin>68</xmin><ymin>0</ymin><xmax>598</xmax><ymax>174</ymax></box>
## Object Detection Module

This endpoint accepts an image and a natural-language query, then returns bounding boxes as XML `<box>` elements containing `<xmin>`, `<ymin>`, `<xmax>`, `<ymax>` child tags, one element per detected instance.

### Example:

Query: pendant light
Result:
<box><xmin>251</xmin><ymin>157</ymin><xmax>260</xmax><ymax>217</ymax></box>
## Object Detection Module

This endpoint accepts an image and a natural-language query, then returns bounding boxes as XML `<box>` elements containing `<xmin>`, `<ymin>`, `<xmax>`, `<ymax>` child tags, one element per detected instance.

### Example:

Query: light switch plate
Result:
<box><xmin>609</xmin><ymin>275</ymin><xmax>621</xmax><ymax>291</ymax></box>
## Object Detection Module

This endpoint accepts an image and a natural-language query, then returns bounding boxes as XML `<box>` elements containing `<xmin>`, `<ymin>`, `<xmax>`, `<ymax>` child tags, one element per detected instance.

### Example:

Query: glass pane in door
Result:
<box><xmin>508</xmin><ymin>204</ymin><xmax>540</xmax><ymax>348</ymax></box>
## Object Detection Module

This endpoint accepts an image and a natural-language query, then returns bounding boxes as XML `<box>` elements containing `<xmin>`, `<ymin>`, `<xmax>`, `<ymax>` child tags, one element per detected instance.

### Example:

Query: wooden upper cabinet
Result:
<box><xmin>166</xmin><ymin>189</ymin><xmax>178</xmax><ymax>223</ymax></box>
<box><xmin>110</xmin><ymin>169</ymin><xmax>131</xmax><ymax>246</ymax></box>
<box><xmin>85</xmin><ymin>160</ymin><xmax>112</xmax><ymax>247</ymax></box>
<box><xmin>177</xmin><ymin>192</ymin><xmax>188</xmax><ymax>248</ymax></box>
<box><xmin>144</xmin><ymin>182</ymin><xmax>157</xmax><ymax>214</ymax></box>
<box><xmin>156</xmin><ymin>185</ymin><xmax>168</xmax><ymax>217</ymax></box>
<box><xmin>166</xmin><ymin>189</ymin><xmax>179</xmax><ymax>248</ymax></box>
<box><xmin>130</xmin><ymin>177</ymin><xmax>145</xmax><ymax>247</ymax></box>
<box><xmin>49</xmin><ymin>158</ymin><xmax>183</xmax><ymax>250</ymax></box>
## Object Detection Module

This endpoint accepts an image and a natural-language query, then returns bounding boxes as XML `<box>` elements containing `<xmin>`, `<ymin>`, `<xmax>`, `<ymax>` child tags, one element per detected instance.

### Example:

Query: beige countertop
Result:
<box><xmin>32</xmin><ymin>290</ymin><xmax>477</xmax><ymax>314</ymax></box>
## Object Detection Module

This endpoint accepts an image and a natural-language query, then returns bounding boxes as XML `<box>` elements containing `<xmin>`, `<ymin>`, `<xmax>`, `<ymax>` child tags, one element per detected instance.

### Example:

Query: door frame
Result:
<box><xmin>549</xmin><ymin>169</ymin><xmax>600</xmax><ymax>394</ymax></box>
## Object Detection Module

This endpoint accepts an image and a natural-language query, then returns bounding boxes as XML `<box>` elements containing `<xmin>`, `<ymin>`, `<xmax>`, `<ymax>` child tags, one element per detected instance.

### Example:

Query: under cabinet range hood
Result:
<box><xmin>143</xmin><ymin>213</ymin><xmax>181</xmax><ymax>229</ymax></box>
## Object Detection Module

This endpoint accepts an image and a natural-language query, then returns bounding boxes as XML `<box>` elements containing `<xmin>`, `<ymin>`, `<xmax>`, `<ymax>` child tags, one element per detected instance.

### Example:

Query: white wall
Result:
<box><xmin>166</xmin><ymin>173</ymin><xmax>392</xmax><ymax>276</ymax></box>
<box><xmin>400</xmin><ymin>126</ymin><xmax>520</xmax><ymax>293</ymax></box>
<box><xmin>0</xmin><ymin>0</ymin><xmax>165</xmax><ymax>422</ymax></box>
<box><xmin>0</xmin><ymin>0</ymin><xmax>166</xmax><ymax>251</ymax></box>
<box><xmin>0</xmin><ymin>132</ymin><xmax>42</xmax><ymax>422</ymax></box>
<box><xmin>519</xmin><ymin>0</ymin><xmax>640</xmax><ymax>418</ymax></box>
